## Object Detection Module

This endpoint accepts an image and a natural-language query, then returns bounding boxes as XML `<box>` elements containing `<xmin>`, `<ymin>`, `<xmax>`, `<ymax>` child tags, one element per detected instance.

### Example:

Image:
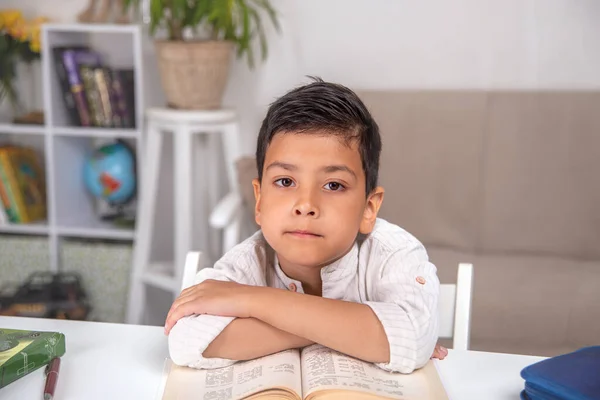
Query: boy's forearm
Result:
<box><xmin>202</xmin><ymin>317</ymin><xmax>314</xmax><ymax>360</ymax></box>
<box><xmin>250</xmin><ymin>288</ymin><xmax>390</xmax><ymax>364</ymax></box>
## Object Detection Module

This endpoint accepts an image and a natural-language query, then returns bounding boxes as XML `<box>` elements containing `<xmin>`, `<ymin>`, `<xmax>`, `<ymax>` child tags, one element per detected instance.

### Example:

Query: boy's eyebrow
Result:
<box><xmin>266</xmin><ymin>161</ymin><xmax>297</xmax><ymax>171</ymax></box>
<box><xmin>266</xmin><ymin>162</ymin><xmax>357</xmax><ymax>180</ymax></box>
<box><xmin>322</xmin><ymin>165</ymin><xmax>357</xmax><ymax>179</ymax></box>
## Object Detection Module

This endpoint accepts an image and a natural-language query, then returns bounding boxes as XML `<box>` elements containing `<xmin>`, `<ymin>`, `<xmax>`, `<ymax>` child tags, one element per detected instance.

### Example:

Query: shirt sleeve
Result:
<box><xmin>364</xmin><ymin>240</ymin><xmax>440</xmax><ymax>374</ymax></box>
<box><xmin>168</xmin><ymin>241</ymin><xmax>265</xmax><ymax>369</ymax></box>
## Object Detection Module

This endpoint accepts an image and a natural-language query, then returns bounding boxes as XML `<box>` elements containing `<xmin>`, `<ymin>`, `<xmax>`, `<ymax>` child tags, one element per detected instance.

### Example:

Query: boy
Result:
<box><xmin>164</xmin><ymin>78</ymin><xmax>447</xmax><ymax>374</ymax></box>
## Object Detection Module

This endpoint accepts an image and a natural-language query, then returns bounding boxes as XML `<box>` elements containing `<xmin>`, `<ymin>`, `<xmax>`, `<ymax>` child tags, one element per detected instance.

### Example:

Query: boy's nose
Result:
<box><xmin>293</xmin><ymin>196</ymin><xmax>320</xmax><ymax>217</ymax></box>
<box><xmin>294</xmin><ymin>205</ymin><xmax>318</xmax><ymax>217</ymax></box>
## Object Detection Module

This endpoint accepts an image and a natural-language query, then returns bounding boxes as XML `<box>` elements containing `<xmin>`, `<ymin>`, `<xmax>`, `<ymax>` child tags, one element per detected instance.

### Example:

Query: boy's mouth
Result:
<box><xmin>286</xmin><ymin>230</ymin><xmax>323</xmax><ymax>238</ymax></box>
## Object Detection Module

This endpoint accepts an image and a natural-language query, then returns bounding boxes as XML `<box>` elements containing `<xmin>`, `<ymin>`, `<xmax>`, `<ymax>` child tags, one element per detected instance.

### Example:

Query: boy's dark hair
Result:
<box><xmin>256</xmin><ymin>77</ymin><xmax>381</xmax><ymax>195</ymax></box>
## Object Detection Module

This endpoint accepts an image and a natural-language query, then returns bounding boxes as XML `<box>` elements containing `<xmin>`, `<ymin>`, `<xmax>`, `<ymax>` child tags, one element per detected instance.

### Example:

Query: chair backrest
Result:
<box><xmin>181</xmin><ymin>252</ymin><xmax>205</xmax><ymax>291</ymax></box>
<box><xmin>438</xmin><ymin>263</ymin><xmax>474</xmax><ymax>351</ymax></box>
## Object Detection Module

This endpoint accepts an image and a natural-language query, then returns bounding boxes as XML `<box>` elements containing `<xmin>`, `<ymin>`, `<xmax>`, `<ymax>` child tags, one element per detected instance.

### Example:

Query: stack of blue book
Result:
<box><xmin>520</xmin><ymin>346</ymin><xmax>600</xmax><ymax>400</ymax></box>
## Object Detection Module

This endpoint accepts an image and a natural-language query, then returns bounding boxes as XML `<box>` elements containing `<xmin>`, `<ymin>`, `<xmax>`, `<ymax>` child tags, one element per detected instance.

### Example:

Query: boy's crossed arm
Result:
<box><xmin>201</xmin><ymin>316</ymin><xmax>313</xmax><ymax>360</ymax></box>
<box><xmin>166</xmin><ymin>281</ymin><xmax>390</xmax><ymax>363</ymax></box>
<box><xmin>166</xmin><ymin>252</ymin><xmax>445</xmax><ymax>373</ymax></box>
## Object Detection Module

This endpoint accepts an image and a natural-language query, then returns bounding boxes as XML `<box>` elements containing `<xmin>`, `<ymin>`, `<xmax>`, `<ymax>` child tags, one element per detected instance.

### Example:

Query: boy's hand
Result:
<box><xmin>164</xmin><ymin>280</ymin><xmax>258</xmax><ymax>335</ymax></box>
<box><xmin>431</xmin><ymin>344</ymin><xmax>448</xmax><ymax>360</ymax></box>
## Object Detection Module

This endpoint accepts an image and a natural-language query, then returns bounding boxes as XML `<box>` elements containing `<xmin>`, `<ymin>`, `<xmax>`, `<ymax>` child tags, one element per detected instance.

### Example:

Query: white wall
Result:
<box><xmin>225</xmin><ymin>0</ymin><xmax>600</xmax><ymax>152</ymax></box>
<box><xmin>6</xmin><ymin>0</ymin><xmax>600</xmax><ymax>150</ymax></box>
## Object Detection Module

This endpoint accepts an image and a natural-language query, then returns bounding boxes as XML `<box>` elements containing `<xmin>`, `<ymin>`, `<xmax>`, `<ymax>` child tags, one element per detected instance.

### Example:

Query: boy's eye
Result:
<box><xmin>325</xmin><ymin>182</ymin><xmax>345</xmax><ymax>191</ymax></box>
<box><xmin>274</xmin><ymin>178</ymin><xmax>294</xmax><ymax>187</ymax></box>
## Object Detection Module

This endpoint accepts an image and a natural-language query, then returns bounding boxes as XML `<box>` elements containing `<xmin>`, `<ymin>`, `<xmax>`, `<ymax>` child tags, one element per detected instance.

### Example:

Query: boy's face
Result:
<box><xmin>253</xmin><ymin>132</ymin><xmax>384</xmax><ymax>270</ymax></box>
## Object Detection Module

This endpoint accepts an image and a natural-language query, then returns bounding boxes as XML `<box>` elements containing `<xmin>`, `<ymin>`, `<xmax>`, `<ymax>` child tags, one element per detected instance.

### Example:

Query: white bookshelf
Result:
<box><xmin>0</xmin><ymin>23</ymin><xmax>144</xmax><ymax>272</ymax></box>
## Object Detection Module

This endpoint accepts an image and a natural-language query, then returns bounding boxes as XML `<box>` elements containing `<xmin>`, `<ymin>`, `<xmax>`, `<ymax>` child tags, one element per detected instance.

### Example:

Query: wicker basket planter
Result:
<box><xmin>154</xmin><ymin>40</ymin><xmax>234</xmax><ymax>110</ymax></box>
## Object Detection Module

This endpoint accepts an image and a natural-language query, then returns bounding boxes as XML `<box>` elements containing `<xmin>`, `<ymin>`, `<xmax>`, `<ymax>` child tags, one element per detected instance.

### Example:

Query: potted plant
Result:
<box><xmin>0</xmin><ymin>10</ymin><xmax>48</xmax><ymax>124</ymax></box>
<box><xmin>122</xmin><ymin>0</ymin><xmax>280</xmax><ymax>110</ymax></box>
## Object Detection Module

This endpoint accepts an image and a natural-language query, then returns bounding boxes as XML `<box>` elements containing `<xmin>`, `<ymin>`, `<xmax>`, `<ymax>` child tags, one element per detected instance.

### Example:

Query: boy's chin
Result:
<box><xmin>277</xmin><ymin>250</ymin><xmax>340</xmax><ymax>270</ymax></box>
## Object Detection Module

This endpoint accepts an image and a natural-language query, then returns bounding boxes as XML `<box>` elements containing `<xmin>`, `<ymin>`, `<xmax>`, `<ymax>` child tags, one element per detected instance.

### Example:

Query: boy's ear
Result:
<box><xmin>252</xmin><ymin>178</ymin><xmax>262</xmax><ymax>226</ymax></box>
<box><xmin>359</xmin><ymin>186</ymin><xmax>384</xmax><ymax>235</ymax></box>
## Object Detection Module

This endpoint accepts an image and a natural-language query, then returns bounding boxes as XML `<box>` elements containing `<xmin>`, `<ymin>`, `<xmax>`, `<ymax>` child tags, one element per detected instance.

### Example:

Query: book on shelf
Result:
<box><xmin>52</xmin><ymin>45</ymin><xmax>136</xmax><ymax>129</ymax></box>
<box><xmin>160</xmin><ymin>344</ymin><xmax>449</xmax><ymax>400</ymax></box>
<box><xmin>0</xmin><ymin>328</ymin><xmax>66</xmax><ymax>389</ymax></box>
<box><xmin>0</xmin><ymin>146</ymin><xmax>47</xmax><ymax>224</ymax></box>
<box><xmin>0</xmin><ymin>197</ymin><xmax>8</xmax><ymax>225</ymax></box>
<box><xmin>52</xmin><ymin>46</ymin><xmax>90</xmax><ymax>127</ymax></box>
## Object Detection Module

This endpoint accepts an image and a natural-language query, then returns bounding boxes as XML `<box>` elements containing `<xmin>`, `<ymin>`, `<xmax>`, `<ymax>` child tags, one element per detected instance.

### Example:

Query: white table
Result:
<box><xmin>0</xmin><ymin>316</ymin><xmax>545</xmax><ymax>400</ymax></box>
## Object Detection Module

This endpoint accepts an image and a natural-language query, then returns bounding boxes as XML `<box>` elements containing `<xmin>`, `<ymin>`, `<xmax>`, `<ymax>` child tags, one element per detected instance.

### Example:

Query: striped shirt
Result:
<box><xmin>168</xmin><ymin>218</ymin><xmax>440</xmax><ymax>373</ymax></box>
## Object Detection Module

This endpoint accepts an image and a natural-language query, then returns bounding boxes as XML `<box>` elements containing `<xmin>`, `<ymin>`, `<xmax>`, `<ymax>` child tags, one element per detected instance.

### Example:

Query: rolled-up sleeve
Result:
<box><xmin>168</xmin><ymin>241</ymin><xmax>265</xmax><ymax>369</ymax></box>
<box><xmin>364</xmin><ymin>240</ymin><xmax>440</xmax><ymax>374</ymax></box>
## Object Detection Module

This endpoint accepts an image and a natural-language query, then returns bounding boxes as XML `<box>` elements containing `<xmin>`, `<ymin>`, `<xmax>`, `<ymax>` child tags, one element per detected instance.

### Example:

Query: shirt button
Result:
<box><xmin>416</xmin><ymin>276</ymin><xmax>426</xmax><ymax>285</ymax></box>
<box><xmin>289</xmin><ymin>283</ymin><xmax>297</xmax><ymax>292</ymax></box>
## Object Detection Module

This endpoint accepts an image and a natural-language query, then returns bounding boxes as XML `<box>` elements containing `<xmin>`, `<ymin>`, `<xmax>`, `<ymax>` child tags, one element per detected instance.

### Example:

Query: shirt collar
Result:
<box><xmin>272</xmin><ymin>241</ymin><xmax>359</xmax><ymax>293</ymax></box>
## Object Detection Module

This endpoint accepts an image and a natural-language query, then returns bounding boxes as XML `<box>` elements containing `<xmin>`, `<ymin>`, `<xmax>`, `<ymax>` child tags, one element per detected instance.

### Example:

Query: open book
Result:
<box><xmin>160</xmin><ymin>344</ymin><xmax>449</xmax><ymax>400</ymax></box>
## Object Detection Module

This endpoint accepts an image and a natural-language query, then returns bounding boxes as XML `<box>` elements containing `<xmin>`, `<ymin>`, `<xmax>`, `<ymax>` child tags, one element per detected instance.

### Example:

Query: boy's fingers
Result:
<box><xmin>164</xmin><ymin>297</ymin><xmax>203</xmax><ymax>334</ymax></box>
<box><xmin>168</xmin><ymin>289</ymin><xmax>203</xmax><ymax>317</ymax></box>
<box><xmin>433</xmin><ymin>346</ymin><xmax>448</xmax><ymax>360</ymax></box>
<box><xmin>166</xmin><ymin>301</ymin><xmax>193</xmax><ymax>326</ymax></box>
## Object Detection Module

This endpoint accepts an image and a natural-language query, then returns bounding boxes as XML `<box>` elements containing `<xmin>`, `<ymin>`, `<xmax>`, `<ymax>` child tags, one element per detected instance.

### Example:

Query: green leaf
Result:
<box><xmin>250</xmin><ymin>0</ymin><xmax>280</xmax><ymax>32</ymax></box>
<box><xmin>172</xmin><ymin>0</ymin><xmax>187</xmax><ymax>22</ymax></box>
<box><xmin>150</xmin><ymin>0</ymin><xmax>165</xmax><ymax>34</ymax></box>
<box><xmin>234</xmin><ymin>0</ymin><xmax>253</xmax><ymax>67</ymax></box>
<box><xmin>122</xmin><ymin>0</ymin><xmax>280</xmax><ymax>68</ymax></box>
<box><xmin>248</xmin><ymin>7</ymin><xmax>267</xmax><ymax>62</ymax></box>
<box><xmin>187</xmin><ymin>0</ymin><xmax>210</xmax><ymax>28</ymax></box>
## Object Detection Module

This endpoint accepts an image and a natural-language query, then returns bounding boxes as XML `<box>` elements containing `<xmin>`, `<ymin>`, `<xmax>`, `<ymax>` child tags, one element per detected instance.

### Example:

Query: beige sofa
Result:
<box><xmin>359</xmin><ymin>90</ymin><xmax>600</xmax><ymax>357</ymax></box>
<box><xmin>235</xmin><ymin>90</ymin><xmax>600</xmax><ymax>357</ymax></box>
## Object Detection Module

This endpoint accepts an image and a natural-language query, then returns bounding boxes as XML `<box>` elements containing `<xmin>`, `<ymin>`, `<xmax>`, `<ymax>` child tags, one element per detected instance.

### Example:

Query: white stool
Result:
<box><xmin>126</xmin><ymin>108</ymin><xmax>242</xmax><ymax>325</ymax></box>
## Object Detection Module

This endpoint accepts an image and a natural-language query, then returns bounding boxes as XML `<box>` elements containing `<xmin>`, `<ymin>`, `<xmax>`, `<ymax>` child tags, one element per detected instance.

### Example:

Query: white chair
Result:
<box><xmin>180</xmin><ymin>252</ymin><xmax>474</xmax><ymax>351</ymax></box>
<box><xmin>181</xmin><ymin>252</ymin><xmax>207</xmax><ymax>291</ymax></box>
<box><xmin>209</xmin><ymin>191</ymin><xmax>244</xmax><ymax>256</ymax></box>
<box><xmin>438</xmin><ymin>263</ymin><xmax>474</xmax><ymax>351</ymax></box>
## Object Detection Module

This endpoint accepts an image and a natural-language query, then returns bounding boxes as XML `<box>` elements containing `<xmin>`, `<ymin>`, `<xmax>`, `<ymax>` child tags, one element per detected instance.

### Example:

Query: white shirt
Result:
<box><xmin>168</xmin><ymin>218</ymin><xmax>440</xmax><ymax>373</ymax></box>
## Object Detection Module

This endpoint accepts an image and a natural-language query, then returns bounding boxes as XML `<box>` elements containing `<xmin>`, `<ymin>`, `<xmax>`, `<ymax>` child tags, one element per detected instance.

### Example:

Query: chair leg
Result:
<box><xmin>452</xmin><ymin>263</ymin><xmax>474</xmax><ymax>351</ymax></box>
<box><xmin>173</xmin><ymin>129</ymin><xmax>193</xmax><ymax>291</ymax></box>
<box><xmin>126</xmin><ymin>122</ymin><xmax>163</xmax><ymax>324</ymax></box>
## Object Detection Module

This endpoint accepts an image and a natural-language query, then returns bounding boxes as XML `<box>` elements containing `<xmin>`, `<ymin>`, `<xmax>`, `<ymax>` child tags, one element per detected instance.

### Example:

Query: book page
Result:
<box><xmin>300</xmin><ymin>345</ymin><xmax>448</xmax><ymax>400</ymax></box>
<box><xmin>162</xmin><ymin>349</ymin><xmax>302</xmax><ymax>400</ymax></box>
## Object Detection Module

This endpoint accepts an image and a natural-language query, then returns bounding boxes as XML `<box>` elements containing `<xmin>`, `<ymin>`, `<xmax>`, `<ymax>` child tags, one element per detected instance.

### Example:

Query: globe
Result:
<box><xmin>83</xmin><ymin>142</ymin><xmax>136</xmax><ymax>205</ymax></box>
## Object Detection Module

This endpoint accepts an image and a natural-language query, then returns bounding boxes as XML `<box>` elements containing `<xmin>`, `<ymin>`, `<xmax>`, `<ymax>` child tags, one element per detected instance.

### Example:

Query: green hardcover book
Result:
<box><xmin>0</xmin><ymin>329</ymin><xmax>66</xmax><ymax>388</ymax></box>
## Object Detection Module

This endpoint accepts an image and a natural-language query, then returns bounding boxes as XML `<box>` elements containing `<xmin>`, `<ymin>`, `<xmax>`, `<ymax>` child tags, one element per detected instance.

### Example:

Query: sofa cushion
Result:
<box><xmin>359</xmin><ymin>91</ymin><xmax>487</xmax><ymax>252</ymax></box>
<box><xmin>470</xmin><ymin>253</ymin><xmax>599</xmax><ymax>352</ymax></box>
<box><xmin>480</xmin><ymin>92</ymin><xmax>600</xmax><ymax>260</ymax></box>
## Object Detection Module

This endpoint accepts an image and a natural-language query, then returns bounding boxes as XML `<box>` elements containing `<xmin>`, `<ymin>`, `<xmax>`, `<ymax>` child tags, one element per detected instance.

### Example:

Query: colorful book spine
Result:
<box><xmin>52</xmin><ymin>46</ymin><xmax>87</xmax><ymax>126</ymax></box>
<box><xmin>109</xmin><ymin>69</ymin><xmax>128</xmax><ymax>128</ymax></box>
<box><xmin>0</xmin><ymin>147</ymin><xmax>47</xmax><ymax>223</ymax></box>
<box><xmin>0</xmin><ymin>329</ymin><xmax>66</xmax><ymax>389</ymax></box>
<box><xmin>0</xmin><ymin>181</ymin><xmax>9</xmax><ymax>224</ymax></box>
<box><xmin>61</xmin><ymin>49</ymin><xmax>93</xmax><ymax>127</ymax></box>
<box><xmin>110</xmin><ymin>70</ymin><xmax>134</xmax><ymax>128</ymax></box>
<box><xmin>81</xmin><ymin>65</ymin><xmax>105</xmax><ymax>127</ymax></box>
<box><xmin>0</xmin><ymin>162</ymin><xmax>17</xmax><ymax>223</ymax></box>
<box><xmin>0</xmin><ymin>151</ymin><xmax>21</xmax><ymax>223</ymax></box>
<box><xmin>117</xmin><ymin>69</ymin><xmax>136</xmax><ymax>128</ymax></box>
<box><xmin>94</xmin><ymin>67</ymin><xmax>115</xmax><ymax>127</ymax></box>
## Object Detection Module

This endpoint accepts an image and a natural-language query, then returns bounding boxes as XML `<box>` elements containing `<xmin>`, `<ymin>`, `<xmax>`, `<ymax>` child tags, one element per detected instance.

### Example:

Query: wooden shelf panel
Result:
<box><xmin>56</xmin><ymin>215</ymin><xmax>135</xmax><ymax>240</ymax></box>
<box><xmin>52</xmin><ymin>127</ymin><xmax>139</xmax><ymax>138</ymax></box>
<box><xmin>0</xmin><ymin>221</ymin><xmax>50</xmax><ymax>235</ymax></box>
<box><xmin>0</xmin><ymin>123</ymin><xmax>46</xmax><ymax>135</ymax></box>
<box><xmin>44</xmin><ymin>23</ymin><xmax>141</xmax><ymax>34</ymax></box>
